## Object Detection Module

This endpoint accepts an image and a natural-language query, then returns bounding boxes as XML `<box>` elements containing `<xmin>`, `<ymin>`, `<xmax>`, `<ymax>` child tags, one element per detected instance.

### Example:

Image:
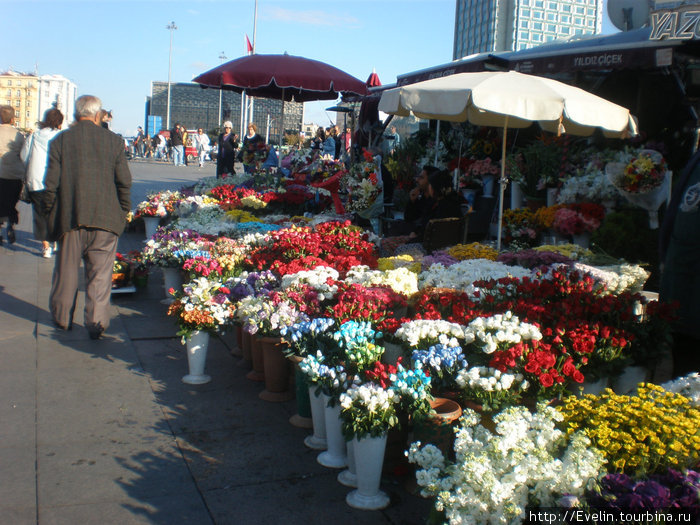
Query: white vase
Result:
<box><xmin>546</xmin><ymin>187</ymin><xmax>559</xmax><ymax>207</ymax></box>
<box><xmin>304</xmin><ymin>385</ymin><xmax>327</xmax><ymax>450</ymax></box>
<box><xmin>572</xmin><ymin>232</ymin><xmax>591</xmax><ymax>249</ymax></box>
<box><xmin>346</xmin><ymin>433</ymin><xmax>390</xmax><ymax>510</ymax></box>
<box><xmin>161</xmin><ymin>267</ymin><xmax>182</xmax><ymax>305</ymax></box>
<box><xmin>337</xmin><ymin>438</ymin><xmax>357</xmax><ymax>488</ymax></box>
<box><xmin>482</xmin><ymin>174</ymin><xmax>496</xmax><ymax>198</ymax></box>
<box><xmin>510</xmin><ymin>181</ymin><xmax>523</xmax><ymax>209</ymax></box>
<box><xmin>143</xmin><ymin>216</ymin><xmax>160</xmax><ymax>239</ymax></box>
<box><xmin>182</xmin><ymin>330</ymin><xmax>211</xmax><ymax>384</ymax></box>
<box><xmin>578</xmin><ymin>376</ymin><xmax>609</xmax><ymax>396</ymax></box>
<box><xmin>611</xmin><ymin>366</ymin><xmax>648</xmax><ymax>395</ymax></box>
<box><xmin>317</xmin><ymin>394</ymin><xmax>347</xmax><ymax>468</ymax></box>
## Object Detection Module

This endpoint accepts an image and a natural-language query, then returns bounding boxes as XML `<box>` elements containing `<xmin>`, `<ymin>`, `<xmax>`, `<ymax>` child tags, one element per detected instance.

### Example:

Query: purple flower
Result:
<box><xmin>634</xmin><ymin>480</ymin><xmax>672</xmax><ymax>509</ymax></box>
<box><xmin>212</xmin><ymin>294</ymin><xmax>227</xmax><ymax>305</ymax></box>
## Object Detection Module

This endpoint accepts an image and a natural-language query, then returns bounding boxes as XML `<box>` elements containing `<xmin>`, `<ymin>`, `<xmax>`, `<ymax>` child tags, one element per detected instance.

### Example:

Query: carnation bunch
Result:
<box><xmin>408</xmin><ymin>404</ymin><xmax>605</xmax><ymax>525</ymax></box>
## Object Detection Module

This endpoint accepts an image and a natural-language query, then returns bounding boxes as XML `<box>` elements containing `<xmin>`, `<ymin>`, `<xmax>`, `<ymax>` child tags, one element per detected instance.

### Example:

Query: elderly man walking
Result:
<box><xmin>42</xmin><ymin>95</ymin><xmax>132</xmax><ymax>339</ymax></box>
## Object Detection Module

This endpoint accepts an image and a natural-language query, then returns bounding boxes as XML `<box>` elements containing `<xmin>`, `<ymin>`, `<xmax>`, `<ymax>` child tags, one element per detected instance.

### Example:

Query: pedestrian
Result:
<box><xmin>193</xmin><ymin>128</ymin><xmax>210</xmax><ymax>168</ymax></box>
<box><xmin>171</xmin><ymin>124</ymin><xmax>184</xmax><ymax>166</ymax></box>
<box><xmin>323</xmin><ymin>127</ymin><xmax>336</xmax><ymax>157</ymax></box>
<box><xmin>41</xmin><ymin>95</ymin><xmax>132</xmax><ymax>339</ymax></box>
<box><xmin>240</xmin><ymin>122</ymin><xmax>264</xmax><ymax>174</ymax></box>
<box><xmin>659</xmin><ymin>149</ymin><xmax>700</xmax><ymax>377</ymax></box>
<box><xmin>20</xmin><ymin>107</ymin><xmax>64</xmax><ymax>258</ymax></box>
<box><xmin>182</xmin><ymin>128</ymin><xmax>189</xmax><ymax>166</ymax></box>
<box><xmin>0</xmin><ymin>105</ymin><xmax>26</xmax><ymax>245</ymax></box>
<box><xmin>216</xmin><ymin>121</ymin><xmax>238</xmax><ymax>177</ymax></box>
<box><xmin>383</xmin><ymin>125</ymin><xmax>400</xmax><ymax>156</ymax></box>
<box><xmin>134</xmin><ymin>126</ymin><xmax>145</xmax><ymax>157</ymax></box>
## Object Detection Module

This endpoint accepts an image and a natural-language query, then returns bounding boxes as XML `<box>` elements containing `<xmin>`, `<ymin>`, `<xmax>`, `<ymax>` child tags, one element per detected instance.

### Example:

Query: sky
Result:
<box><xmin>2</xmin><ymin>0</ymin><xmax>618</xmax><ymax>137</ymax></box>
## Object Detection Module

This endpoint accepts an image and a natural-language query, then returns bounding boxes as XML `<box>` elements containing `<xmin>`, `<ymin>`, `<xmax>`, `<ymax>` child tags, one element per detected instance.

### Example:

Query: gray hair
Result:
<box><xmin>74</xmin><ymin>95</ymin><xmax>102</xmax><ymax>119</ymax></box>
<box><xmin>223</xmin><ymin>121</ymin><xmax>233</xmax><ymax>129</ymax></box>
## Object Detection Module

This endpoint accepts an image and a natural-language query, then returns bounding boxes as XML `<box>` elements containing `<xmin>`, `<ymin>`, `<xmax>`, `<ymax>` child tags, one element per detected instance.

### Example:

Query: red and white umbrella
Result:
<box><xmin>366</xmin><ymin>68</ymin><xmax>382</xmax><ymax>88</ymax></box>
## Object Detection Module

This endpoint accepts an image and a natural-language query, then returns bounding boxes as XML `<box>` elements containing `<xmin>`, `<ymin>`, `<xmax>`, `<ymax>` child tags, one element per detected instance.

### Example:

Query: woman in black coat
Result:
<box><xmin>216</xmin><ymin>121</ymin><xmax>238</xmax><ymax>178</ymax></box>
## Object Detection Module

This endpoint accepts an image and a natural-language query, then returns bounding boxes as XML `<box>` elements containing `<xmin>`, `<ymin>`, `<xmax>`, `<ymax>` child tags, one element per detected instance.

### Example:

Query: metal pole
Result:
<box><xmin>496</xmin><ymin>116</ymin><xmax>509</xmax><ymax>252</ymax></box>
<box><xmin>166</xmin><ymin>21</ymin><xmax>177</xmax><ymax>130</ymax></box>
<box><xmin>249</xmin><ymin>0</ymin><xmax>257</xmax><ymax>126</ymax></box>
<box><xmin>218</xmin><ymin>52</ymin><xmax>226</xmax><ymax>127</ymax></box>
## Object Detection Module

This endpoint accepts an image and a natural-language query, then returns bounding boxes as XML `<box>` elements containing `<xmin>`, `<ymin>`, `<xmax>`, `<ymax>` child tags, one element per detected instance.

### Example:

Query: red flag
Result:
<box><xmin>245</xmin><ymin>34</ymin><xmax>253</xmax><ymax>54</ymax></box>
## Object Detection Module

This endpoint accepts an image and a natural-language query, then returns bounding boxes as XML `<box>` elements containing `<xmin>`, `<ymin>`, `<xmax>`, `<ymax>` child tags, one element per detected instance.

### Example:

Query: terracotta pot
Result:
<box><xmin>237</xmin><ymin>329</ymin><xmax>253</xmax><ymax>369</ymax></box>
<box><xmin>246</xmin><ymin>335</ymin><xmax>265</xmax><ymax>382</ymax></box>
<box><xmin>258</xmin><ymin>336</ymin><xmax>294</xmax><ymax>402</ymax></box>
<box><xmin>412</xmin><ymin>397</ymin><xmax>462</xmax><ymax>459</ymax></box>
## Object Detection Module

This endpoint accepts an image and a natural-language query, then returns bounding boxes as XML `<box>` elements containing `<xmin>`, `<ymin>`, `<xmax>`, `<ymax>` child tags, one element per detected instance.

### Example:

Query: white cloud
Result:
<box><xmin>264</xmin><ymin>7</ymin><xmax>359</xmax><ymax>27</ymax></box>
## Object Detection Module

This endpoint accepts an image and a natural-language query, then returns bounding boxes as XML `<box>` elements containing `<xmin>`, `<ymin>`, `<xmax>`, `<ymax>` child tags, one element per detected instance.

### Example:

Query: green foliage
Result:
<box><xmin>592</xmin><ymin>208</ymin><xmax>660</xmax><ymax>289</ymax></box>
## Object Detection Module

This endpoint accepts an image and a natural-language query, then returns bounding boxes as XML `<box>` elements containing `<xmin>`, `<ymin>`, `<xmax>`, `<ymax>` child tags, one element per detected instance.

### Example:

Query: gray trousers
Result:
<box><xmin>50</xmin><ymin>228</ymin><xmax>118</xmax><ymax>332</ymax></box>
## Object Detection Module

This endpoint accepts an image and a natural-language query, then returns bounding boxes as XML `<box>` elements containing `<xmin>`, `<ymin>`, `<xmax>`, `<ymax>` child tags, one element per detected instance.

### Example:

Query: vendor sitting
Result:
<box><xmin>388</xmin><ymin>165</ymin><xmax>440</xmax><ymax>236</ymax></box>
<box><xmin>381</xmin><ymin>169</ymin><xmax>462</xmax><ymax>255</ymax></box>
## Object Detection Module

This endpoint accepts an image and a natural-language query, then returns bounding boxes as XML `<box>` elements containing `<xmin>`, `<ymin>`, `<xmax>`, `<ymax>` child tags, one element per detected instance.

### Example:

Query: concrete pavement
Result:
<box><xmin>0</xmin><ymin>159</ymin><xmax>430</xmax><ymax>525</ymax></box>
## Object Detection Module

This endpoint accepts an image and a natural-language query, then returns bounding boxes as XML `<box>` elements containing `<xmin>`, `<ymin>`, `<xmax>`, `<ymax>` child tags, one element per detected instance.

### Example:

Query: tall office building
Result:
<box><xmin>453</xmin><ymin>0</ymin><xmax>603</xmax><ymax>59</ymax></box>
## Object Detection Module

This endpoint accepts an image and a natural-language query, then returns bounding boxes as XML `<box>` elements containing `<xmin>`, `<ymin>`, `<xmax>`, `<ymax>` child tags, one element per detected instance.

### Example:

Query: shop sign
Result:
<box><xmin>650</xmin><ymin>5</ymin><xmax>700</xmax><ymax>40</ymax></box>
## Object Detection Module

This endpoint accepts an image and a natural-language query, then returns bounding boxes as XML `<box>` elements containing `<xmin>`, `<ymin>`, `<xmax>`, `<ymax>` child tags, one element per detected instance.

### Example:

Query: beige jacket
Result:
<box><xmin>0</xmin><ymin>123</ymin><xmax>25</xmax><ymax>181</ymax></box>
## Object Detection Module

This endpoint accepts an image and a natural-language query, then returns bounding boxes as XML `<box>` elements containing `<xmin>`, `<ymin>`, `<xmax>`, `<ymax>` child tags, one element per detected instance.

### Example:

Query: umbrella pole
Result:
<box><xmin>497</xmin><ymin>117</ymin><xmax>509</xmax><ymax>252</ymax></box>
<box><xmin>279</xmin><ymin>89</ymin><xmax>285</xmax><ymax>168</ymax></box>
<box><xmin>434</xmin><ymin>120</ymin><xmax>441</xmax><ymax>165</ymax></box>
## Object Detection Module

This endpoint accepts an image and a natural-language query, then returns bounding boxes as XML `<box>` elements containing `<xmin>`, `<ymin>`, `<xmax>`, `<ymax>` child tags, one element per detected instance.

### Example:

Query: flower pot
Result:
<box><xmin>304</xmin><ymin>384</ymin><xmax>327</xmax><ymax>450</ymax></box>
<box><xmin>546</xmin><ymin>187</ymin><xmax>559</xmax><ymax>207</ymax></box>
<box><xmin>381</xmin><ymin>341</ymin><xmax>405</xmax><ymax>365</ymax></box>
<box><xmin>611</xmin><ymin>366</ymin><xmax>648</xmax><ymax>395</ymax></box>
<box><xmin>182</xmin><ymin>330</ymin><xmax>211</xmax><ymax>385</ymax></box>
<box><xmin>161</xmin><ymin>267</ymin><xmax>182</xmax><ymax>305</ymax></box>
<box><xmin>337</xmin><ymin>438</ymin><xmax>357</xmax><ymax>488</ymax></box>
<box><xmin>289</xmin><ymin>363</ymin><xmax>313</xmax><ymax>429</ymax></box>
<box><xmin>481</xmin><ymin>174</ymin><xmax>496</xmax><ymax>198</ymax></box>
<box><xmin>317</xmin><ymin>394</ymin><xmax>347</xmax><ymax>469</ymax></box>
<box><xmin>246</xmin><ymin>335</ymin><xmax>265</xmax><ymax>382</ymax></box>
<box><xmin>258</xmin><ymin>336</ymin><xmax>294</xmax><ymax>402</ymax></box>
<box><xmin>510</xmin><ymin>181</ymin><xmax>523</xmax><ymax>209</ymax></box>
<box><xmin>236</xmin><ymin>329</ymin><xmax>253</xmax><ymax>368</ymax></box>
<box><xmin>143</xmin><ymin>216</ymin><xmax>160</xmax><ymax>239</ymax></box>
<box><xmin>572</xmin><ymin>232</ymin><xmax>591</xmax><ymax>249</ymax></box>
<box><xmin>346</xmin><ymin>434</ymin><xmax>390</xmax><ymax>510</ymax></box>
<box><xmin>412</xmin><ymin>397</ymin><xmax>462</xmax><ymax>459</ymax></box>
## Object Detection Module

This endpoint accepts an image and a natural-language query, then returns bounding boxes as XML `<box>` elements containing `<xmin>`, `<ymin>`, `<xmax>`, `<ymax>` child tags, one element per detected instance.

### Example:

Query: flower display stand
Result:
<box><xmin>611</xmin><ymin>366</ymin><xmax>648</xmax><ymax>395</ymax></box>
<box><xmin>304</xmin><ymin>385</ymin><xmax>327</xmax><ymax>450</ymax></box>
<box><xmin>182</xmin><ymin>330</ymin><xmax>211</xmax><ymax>385</ymax></box>
<box><xmin>246</xmin><ymin>335</ymin><xmax>265</xmax><ymax>382</ymax></box>
<box><xmin>412</xmin><ymin>397</ymin><xmax>462</xmax><ymax>459</ymax></box>
<box><xmin>337</xmin><ymin>438</ymin><xmax>357</xmax><ymax>488</ymax></box>
<box><xmin>258</xmin><ymin>337</ymin><xmax>294</xmax><ymax>402</ymax></box>
<box><xmin>346</xmin><ymin>434</ymin><xmax>390</xmax><ymax>510</ymax></box>
<box><xmin>317</xmin><ymin>394</ymin><xmax>347</xmax><ymax>468</ymax></box>
<box><xmin>143</xmin><ymin>216</ymin><xmax>160</xmax><ymax>239</ymax></box>
<box><xmin>161</xmin><ymin>267</ymin><xmax>182</xmax><ymax>305</ymax></box>
<box><xmin>289</xmin><ymin>365</ymin><xmax>313</xmax><ymax>429</ymax></box>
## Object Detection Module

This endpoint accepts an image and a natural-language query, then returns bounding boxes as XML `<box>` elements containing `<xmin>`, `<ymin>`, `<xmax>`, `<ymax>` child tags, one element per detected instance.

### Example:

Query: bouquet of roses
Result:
<box><xmin>167</xmin><ymin>277</ymin><xmax>235</xmax><ymax>340</ymax></box>
<box><xmin>605</xmin><ymin>149</ymin><xmax>671</xmax><ymax>228</ymax></box>
<box><xmin>411</xmin><ymin>343</ymin><xmax>468</xmax><ymax>393</ymax></box>
<box><xmin>298</xmin><ymin>350</ymin><xmax>349</xmax><ymax>403</ymax></box>
<box><xmin>339</xmin><ymin>381</ymin><xmax>400</xmax><ymax>439</ymax></box>
<box><xmin>552</xmin><ymin>202</ymin><xmax>605</xmax><ymax>236</ymax></box>
<box><xmin>343</xmin><ymin>149</ymin><xmax>383</xmax><ymax>215</ymax></box>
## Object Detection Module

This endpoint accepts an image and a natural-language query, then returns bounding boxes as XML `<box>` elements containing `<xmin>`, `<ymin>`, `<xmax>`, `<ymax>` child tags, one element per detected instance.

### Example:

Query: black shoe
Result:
<box><xmin>87</xmin><ymin>324</ymin><xmax>104</xmax><ymax>340</ymax></box>
<box><xmin>6</xmin><ymin>229</ymin><xmax>15</xmax><ymax>244</ymax></box>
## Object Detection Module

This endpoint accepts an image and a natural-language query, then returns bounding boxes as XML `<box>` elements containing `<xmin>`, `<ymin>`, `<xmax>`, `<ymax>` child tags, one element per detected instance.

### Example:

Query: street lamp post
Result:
<box><xmin>166</xmin><ymin>21</ymin><xmax>177</xmax><ymax>130</ymax></box>
<box><xmin>218</xmin><ymin>52</ymin><xmax>227</xmax><ymax>128</ymax></box>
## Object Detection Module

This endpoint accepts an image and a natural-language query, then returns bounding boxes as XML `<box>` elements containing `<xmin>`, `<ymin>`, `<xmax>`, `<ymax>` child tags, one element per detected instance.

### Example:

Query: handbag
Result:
<box><xmin>19</xmin><ymin>184</ymin><xmax>31</xmax><ymax>204</ymax></box>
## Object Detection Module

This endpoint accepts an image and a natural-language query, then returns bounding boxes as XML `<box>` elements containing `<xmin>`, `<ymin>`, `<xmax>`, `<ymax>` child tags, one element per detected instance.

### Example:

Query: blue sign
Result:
<box><xmin>147</xmin><ymin>115</ymin><xmax>162</xmax><ymax>136</ymax></box>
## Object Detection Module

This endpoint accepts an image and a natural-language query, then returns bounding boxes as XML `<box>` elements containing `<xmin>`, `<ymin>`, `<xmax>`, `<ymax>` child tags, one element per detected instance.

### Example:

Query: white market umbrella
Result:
<box><xmin>378</xmin><ymin>71</ymin><xmax>638</xmax><ymax>250</ymax></box>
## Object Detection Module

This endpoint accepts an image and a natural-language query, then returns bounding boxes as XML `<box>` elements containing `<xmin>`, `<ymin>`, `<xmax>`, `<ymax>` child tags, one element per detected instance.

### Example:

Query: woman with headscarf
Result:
<box><xmin>216</xmin><ymin>121</ymin><xmax>238</xmax><ymax>177</ymax></box>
